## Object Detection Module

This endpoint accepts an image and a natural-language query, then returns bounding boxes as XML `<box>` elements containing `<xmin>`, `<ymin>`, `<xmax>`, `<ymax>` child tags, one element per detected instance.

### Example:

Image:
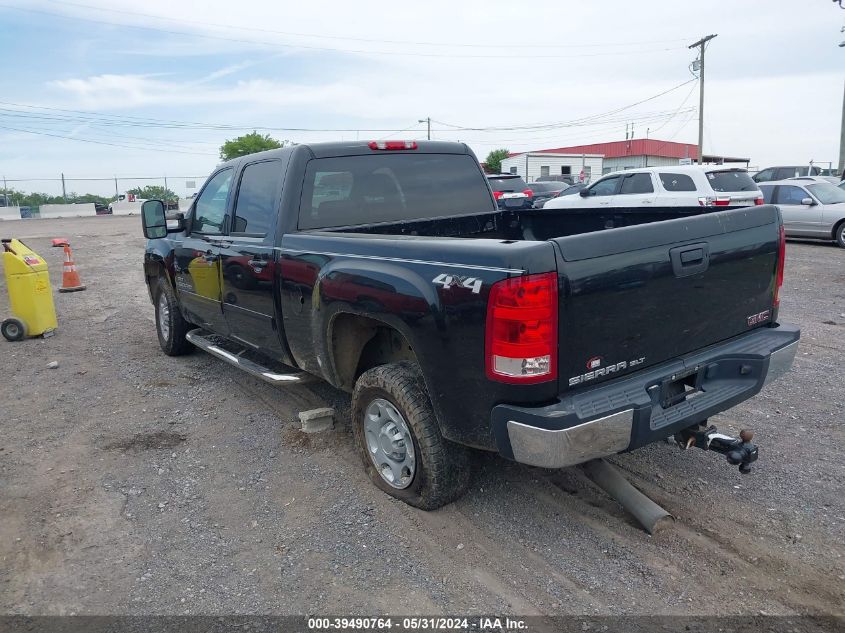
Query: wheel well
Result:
<box><xmin>330</xmin><ymin>313</ymin><xmax>417</xmax><ymax>391</ymax></box>
<box><xmin>144</xmin><ymin>262</ymin><xmax>169</xmax><ymax>300</ymax></box>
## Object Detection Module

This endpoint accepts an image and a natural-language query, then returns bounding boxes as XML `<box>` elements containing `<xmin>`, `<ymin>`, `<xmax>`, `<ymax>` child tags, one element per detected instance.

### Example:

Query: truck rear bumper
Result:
<box><xmin>491</xmin><ymin>323</ymin><xmax>800</xmax><ymax>469</ymax></box>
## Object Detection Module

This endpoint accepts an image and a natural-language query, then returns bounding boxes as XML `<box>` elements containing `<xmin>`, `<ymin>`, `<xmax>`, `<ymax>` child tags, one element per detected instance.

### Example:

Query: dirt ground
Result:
<box><xmin>0</xmin><ymin>215</ymin><xmax>843</xmax><ymax>617</ymax></box>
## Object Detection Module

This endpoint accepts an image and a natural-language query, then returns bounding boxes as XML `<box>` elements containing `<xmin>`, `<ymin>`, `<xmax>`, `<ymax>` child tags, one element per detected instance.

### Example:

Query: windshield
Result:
<box><xmin>706</xmin><ymin>170</ymin><xmax>759</xmax><ymax>192</ymax></box>
<box><xmin>807</xmin><ymin>183</ymin><xmax>845</xmax><ymax>205</ymax></box>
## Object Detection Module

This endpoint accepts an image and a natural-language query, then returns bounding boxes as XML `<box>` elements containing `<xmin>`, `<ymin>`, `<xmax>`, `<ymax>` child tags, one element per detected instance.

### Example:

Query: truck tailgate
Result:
<box><xmin>553</xmin><ymin>205</ymin><xmax>781</xmax><ymax>391</ymax></box>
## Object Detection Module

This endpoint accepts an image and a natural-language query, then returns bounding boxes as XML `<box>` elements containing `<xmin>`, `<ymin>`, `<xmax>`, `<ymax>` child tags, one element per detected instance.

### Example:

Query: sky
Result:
<box><xmin>0</xmin><ymin>0</ymin><xmax>843</xmax><ymax>198</ymax></box>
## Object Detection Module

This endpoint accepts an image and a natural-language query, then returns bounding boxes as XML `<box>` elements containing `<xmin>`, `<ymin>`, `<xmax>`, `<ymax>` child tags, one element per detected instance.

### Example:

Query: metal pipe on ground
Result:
<box><xmin>581</xmin><ymin>458</ymin><xmax>674</xmax><ymax>535</ymax></box>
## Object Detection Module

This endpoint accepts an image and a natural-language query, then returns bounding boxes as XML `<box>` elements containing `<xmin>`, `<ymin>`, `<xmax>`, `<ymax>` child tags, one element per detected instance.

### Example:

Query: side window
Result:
<box><xmin>619</xmin><ymin>173</ymin><xmax>654</xmax><ymax>194</ymax></box>
<box><xmin>759</xmin><ymin>185</ymin><xmax>775</xmax><ymax>204</ymax></box>
<box><xmin>659</xmin><ymin>173</ymin><xmax>697</xmax><ymax>191</ymax></box>
<box><xmin>753</xmin><ymin>169</ymin><xmax>774</xmax><ymax>182</ymax></box>
<box><xmin>193</xmin><ymin>169</ymin><xmax>233</xmax><ymax>235</ymax></box>
<box><xmin>776</xmin><ymin>167</ymin><xmax>799</xmax><ymax>180</ymax></box>
<box><xmin>232</xmin><ymin>161</ymin><xmax>281</xmax><ymax>237</ymax></box>
<box><xmin>586</xmin><ymin>176</ymin><xmax>620</xmax><ymax>196</ymax></box>
<box><xmin>540</xmin><ymin>166</ymin><xmax>550</xmax><ymax>177</ymax></box>
<box><xmin>776</xmin><ymin>186</ymin><xmax>808</xmax><ymax>205</ymax></box>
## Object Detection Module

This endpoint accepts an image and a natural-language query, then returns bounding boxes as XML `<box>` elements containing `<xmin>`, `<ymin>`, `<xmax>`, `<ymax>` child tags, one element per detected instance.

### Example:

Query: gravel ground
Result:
<box><xmin>0</xmin><ymin>215</ymin><xmax>843</xmax><ymax>617</ymax></box>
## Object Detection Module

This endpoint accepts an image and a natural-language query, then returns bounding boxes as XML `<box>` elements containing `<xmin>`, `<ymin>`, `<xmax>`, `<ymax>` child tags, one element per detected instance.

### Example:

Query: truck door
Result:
<box><xmin>219</xmin><ymin>158</ymin><xmax>289</xmax><ymax>359</ymax></box>
<box><xmin>173</xmin><ymin>168</ymin><xmax>233</xmax><ymax>334</ymax></box>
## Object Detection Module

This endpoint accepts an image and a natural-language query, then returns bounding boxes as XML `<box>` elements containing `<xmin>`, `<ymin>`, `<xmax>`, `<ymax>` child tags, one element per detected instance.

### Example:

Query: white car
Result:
<box><xmin>542</xmin><ymin>165</ymin><xmax>763</xmax><ymax>210</ymax></box>
<box><xmin>758</xmin><ymin>179</ymin><xmax>845</xmax><ymax>247</ymax></box>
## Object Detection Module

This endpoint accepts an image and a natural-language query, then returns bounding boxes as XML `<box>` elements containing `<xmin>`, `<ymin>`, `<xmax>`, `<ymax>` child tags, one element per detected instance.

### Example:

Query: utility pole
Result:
<box><xmin>689</xmin><ymin>34</ymin><xmax>717</xmax><ymax>165</ymax></box>
<box><xmin>839</xmin><ymin>79</ymin><xmax>845</xmax><ymax>174</ymax></box>
<box><xmin>2</xmin><ymin>175</ymin><xmax>7</xmax><ymax>205</ymax></box>
<box><xmin>61</xmin><ymin>172</ymin><xmax>67</xmax><ymax>202</ymax></box>
<box><xmin>418</xmin><ymin>117</ymin><xmax>431</xmax><ymax>140</ymax></box>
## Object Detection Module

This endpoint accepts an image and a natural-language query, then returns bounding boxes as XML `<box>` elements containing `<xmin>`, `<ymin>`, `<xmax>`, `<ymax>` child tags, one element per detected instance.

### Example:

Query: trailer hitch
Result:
<box><xmin>674</xmin><ymin>424</ymin><xmax>758</xmax><ymax>474</ymax></box>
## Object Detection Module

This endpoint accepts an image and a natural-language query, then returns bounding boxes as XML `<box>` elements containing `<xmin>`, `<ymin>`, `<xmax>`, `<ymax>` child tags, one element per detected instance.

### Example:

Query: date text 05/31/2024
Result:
<box><xmin>307</xmin><ymin>616</ymin><xmax>529</xmax><ymax>631</ymax></box>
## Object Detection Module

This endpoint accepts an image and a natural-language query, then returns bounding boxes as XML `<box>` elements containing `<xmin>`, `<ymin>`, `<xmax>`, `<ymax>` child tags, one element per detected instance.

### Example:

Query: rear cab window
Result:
<box><xmin>706</xmin><ymin>170</ymin><xmax>759</xmax><ymax>193</ymax></box>
<box><xmin>299</xmin><ymin>153</ymin><xmax>494</xmax><ymax>229</ymax></box>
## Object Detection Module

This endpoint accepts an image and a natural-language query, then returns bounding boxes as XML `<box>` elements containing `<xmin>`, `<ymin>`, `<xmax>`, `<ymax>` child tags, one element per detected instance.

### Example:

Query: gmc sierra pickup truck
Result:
<box><xmin>142</xmin><ymin>140</ymin><xmax>800</xmax><ymax>510</ymax></box>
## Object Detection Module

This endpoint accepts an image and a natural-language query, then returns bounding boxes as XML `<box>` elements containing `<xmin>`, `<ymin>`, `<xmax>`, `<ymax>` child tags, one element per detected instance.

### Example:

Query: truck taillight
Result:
<box><xmin>367</xmin><ymin>140</ymin><xmax>418</xmax><ymax>150</ymax></box>
<box><xmin>774</xmin><ymin>224</ymin><xmax>785</xmax><ymax>308</ymax></box>
<box><xmin>485</xmin><ymin>272</ymin><xmax>558</xmax><ymax>384</ymax></box>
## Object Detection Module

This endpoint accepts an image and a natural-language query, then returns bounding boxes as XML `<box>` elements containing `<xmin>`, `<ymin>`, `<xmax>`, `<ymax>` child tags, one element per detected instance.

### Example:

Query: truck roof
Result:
<box><xmin>218</xmin><ymin>140</ymin><xmax>471</xmax><ymax>167</ymax></box>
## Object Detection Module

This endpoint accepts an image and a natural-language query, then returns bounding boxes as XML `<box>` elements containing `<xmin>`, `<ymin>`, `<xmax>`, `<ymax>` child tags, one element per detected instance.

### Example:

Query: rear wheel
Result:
<box><xmin>352</xmin><ymin>361</ymin><xmax>471</xmax><ymax>510</ymax></box>
<box><xmin>155</xmin><ymin>277</ymin><xmax>193</xmax><ymax>356</ymax></box>
<box><xmin>834</xmin><ymin>221</ymin><xmax>845</xmax><ymax>249</ymax></box>
<box><xmin>1</xmin><ymin>317</ymin><xmax>27</xmax><ymax>342</ymax></box>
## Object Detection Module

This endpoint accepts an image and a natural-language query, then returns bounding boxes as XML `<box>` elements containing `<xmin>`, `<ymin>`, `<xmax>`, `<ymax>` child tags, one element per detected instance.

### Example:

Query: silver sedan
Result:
<box><xmin>759</xmin><ymin>180</ymin><xmax>845</xmax><ymax>248</ymax></box>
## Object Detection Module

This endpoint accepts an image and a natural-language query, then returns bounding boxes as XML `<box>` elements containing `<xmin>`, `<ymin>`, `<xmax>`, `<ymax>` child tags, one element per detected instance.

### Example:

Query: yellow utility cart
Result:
<box><xmin>1</xmin><ymin>238</ymin><xmax>58</xmax><ymax>341</ymax></box>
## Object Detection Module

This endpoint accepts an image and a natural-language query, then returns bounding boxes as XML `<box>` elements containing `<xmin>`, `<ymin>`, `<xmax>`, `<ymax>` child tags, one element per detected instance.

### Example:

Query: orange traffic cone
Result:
<box><xmin>58</xmin><ymin>243</ymin><xmax>86</xmax><ymax>292</ymax></box>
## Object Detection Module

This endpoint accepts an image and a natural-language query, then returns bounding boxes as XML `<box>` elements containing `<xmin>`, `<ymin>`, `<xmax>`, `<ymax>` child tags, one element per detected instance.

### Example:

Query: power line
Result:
<box><xmin>43</xmin><ymin>0</ymin><xmax>693</xmax><ymax>51</ymax></box>
<box><xmin>0</xmin><ymin>4</ymin><xmax>687</xmax><ymax>60</ymax></box>
<box><xmin>432</xmin><ymin>79</ymin><xmax>697</xmax><ymax>131</ymax></box>
<box><xmin>0</xmin><ymin>123</ymin><xmax>216</xmax><ymax>156</ymax></box>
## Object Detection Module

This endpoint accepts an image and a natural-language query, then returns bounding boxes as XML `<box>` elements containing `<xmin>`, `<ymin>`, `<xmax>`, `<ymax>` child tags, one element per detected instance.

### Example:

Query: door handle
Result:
<box><xmin>670</xmin><ymin>243</ymin><xmax>710</xmax><ymax>278</ymax></box>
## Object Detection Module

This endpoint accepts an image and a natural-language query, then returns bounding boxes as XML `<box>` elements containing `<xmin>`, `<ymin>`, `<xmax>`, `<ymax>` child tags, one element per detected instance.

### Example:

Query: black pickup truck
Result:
<box><xmin>141</xmin><ymin>140</ymin><xmax>800</xmax><ymax>510</ymax></box>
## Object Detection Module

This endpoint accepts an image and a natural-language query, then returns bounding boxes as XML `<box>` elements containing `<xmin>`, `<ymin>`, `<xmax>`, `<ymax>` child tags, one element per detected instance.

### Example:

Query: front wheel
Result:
<box><xmin>154</xmin><ymin>277</ymin><xmax>194</xmax><ymax>356</ymax></box>
<box><xmin>834</xmin><ymin>222</ymin><xmax>845</xmax><ymax>249</ymax></box>
<box><xmin>351</xmin><ymin>361</ymin><xmax>471</xmax><ymax>510</ymax></box>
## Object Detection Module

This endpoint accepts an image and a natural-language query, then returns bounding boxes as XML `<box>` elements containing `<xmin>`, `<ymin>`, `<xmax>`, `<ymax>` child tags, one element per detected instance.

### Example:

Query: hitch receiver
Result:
<box><xmin>674</xmin><ymin>424</ymin><xmax>758</xmax><ymax>474</ymax></box>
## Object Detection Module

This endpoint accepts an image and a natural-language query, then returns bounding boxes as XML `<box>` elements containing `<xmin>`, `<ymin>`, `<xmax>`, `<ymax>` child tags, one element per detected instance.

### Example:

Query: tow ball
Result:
<box><xmin>674</xmin><ymin>424</ymin><xmax>759</xmax><ymax>474</ymax></box>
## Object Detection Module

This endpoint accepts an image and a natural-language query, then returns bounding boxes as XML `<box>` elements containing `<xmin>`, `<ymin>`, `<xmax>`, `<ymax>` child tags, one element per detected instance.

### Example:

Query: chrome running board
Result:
<box><xmin>186</xmin><ymin>329</ymin><xmax>315</xmax><ymax>386</ymax></box>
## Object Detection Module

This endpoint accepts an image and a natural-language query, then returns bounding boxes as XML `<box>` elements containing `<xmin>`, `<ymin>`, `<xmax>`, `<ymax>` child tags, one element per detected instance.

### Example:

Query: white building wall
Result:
<box><xmin>500</xmin><ymin>154</ymin><xmax>604</xmax><ymax>184</ymax></box>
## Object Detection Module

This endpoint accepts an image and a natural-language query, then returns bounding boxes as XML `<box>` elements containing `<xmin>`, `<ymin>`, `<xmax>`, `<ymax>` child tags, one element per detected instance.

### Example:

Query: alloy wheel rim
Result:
<box><xmin>158</xmin><ymin>293</ymin><xmax>171</xmax><ymax>340</ymax></box>
<box><xmin>364</xmin><ymin>398</ymin><xmax>415</xmax><ymax>489</ymax></box>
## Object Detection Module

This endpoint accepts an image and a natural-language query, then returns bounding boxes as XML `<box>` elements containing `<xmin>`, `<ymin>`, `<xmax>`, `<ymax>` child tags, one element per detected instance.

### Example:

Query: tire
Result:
<box><xmin>1</xmin><ymin>317</ymin><xmax>27</xmax><ymax>342</ymax></box>
<box><xmin>351</xmin><ymin>361</ymin><xmax>471</xmax><ymax>510</ymax></box>
<box><xmin>154</xmin><ymin>277</ymin><xmax>194</xmax><ymax>356</ymax></box>
<box><xmin>834</xmin><ymin>221</ymin><xmax>845</xmax><ymax>249</ymax></box>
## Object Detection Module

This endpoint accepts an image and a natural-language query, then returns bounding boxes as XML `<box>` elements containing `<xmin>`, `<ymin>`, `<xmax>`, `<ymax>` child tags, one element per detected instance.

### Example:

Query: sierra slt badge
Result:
<box><xmin>568</xmin><ymin>356</ymin><xmax>645</xmax><ymax>387</ymax></box>
<box><xmin>747</xmin><ymin>309</ymin><xmax>771</xmax><ymax>326</ymax></box>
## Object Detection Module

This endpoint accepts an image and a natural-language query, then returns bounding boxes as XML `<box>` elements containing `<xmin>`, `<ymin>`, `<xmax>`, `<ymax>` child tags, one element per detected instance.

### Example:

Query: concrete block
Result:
<box><xmin>110</xmin><ymin>200</ymin><xmax>143</xmax><ymax>215</ymax></box>
<box><xmin>298</xmin><ymin>407</ymin><xmax>335</xmax><ymax>433</ymax></box>
<box><xmin>39</xmin><ymin>203</ymin><xmax>96</xmax><ymax>218</ymax></box>
<box><xmin>0</xmin><ymin>206</ymin><xmax>22</xmax><ymax>220</ymax></box>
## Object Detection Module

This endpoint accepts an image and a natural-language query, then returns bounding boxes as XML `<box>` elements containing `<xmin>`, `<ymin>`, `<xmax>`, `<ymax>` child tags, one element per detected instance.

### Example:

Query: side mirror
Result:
<box><xmin>801</xmin><ymin>197</ymin><xmax>815</xmax><ymax>206</ymax></box>
<box><xmin>141</xmin><ymin>200</ymin><xmax>167</xmax><ymax>239</ymax></box>
<box><xmin>579</xmin><ymin>188</ymin><xmax>590</xmax><ymax>197</ymax></box>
